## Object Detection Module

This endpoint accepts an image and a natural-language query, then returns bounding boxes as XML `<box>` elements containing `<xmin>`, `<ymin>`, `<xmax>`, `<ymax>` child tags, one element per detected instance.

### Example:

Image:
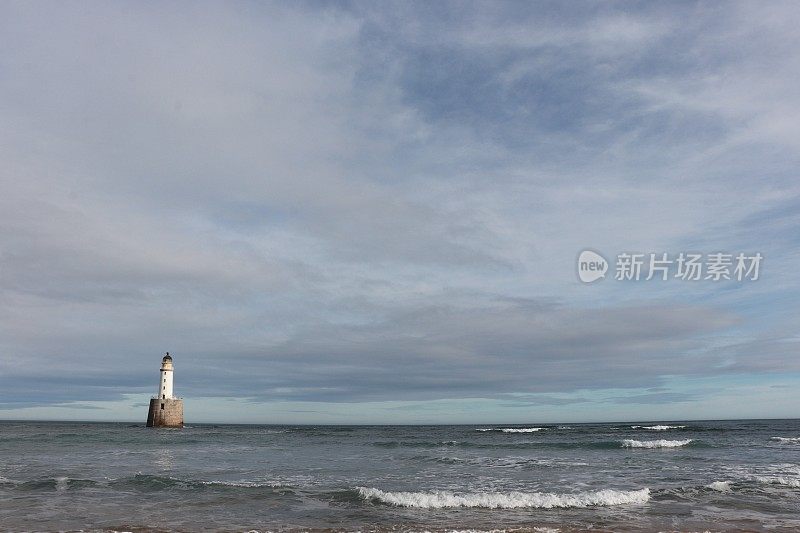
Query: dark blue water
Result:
<box><xmin>1</xmin><ymin>419</ymin><xmax>798</xmax><ymax>531</ymax></box>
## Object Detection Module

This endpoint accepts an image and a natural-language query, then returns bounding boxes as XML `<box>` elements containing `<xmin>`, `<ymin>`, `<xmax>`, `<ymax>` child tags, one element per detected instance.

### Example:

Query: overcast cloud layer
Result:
<box><xmin>1</xmin><ymin>1</ymin><xmax>799</xmax><ymax>423</ymax></box>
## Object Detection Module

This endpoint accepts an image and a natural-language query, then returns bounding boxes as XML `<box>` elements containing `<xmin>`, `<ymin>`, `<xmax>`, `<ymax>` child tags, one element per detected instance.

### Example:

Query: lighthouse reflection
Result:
<box><xmin>154</xmin><ymin>446</ymin><xmax>175</xmax><ymax>470</ymax></box>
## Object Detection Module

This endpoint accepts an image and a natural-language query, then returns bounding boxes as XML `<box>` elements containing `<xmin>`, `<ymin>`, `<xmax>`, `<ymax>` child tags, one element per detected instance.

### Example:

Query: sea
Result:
<box><xmin>0</xmin><ymin>419</ymin><xmax>798</xmax><ymax>532</ymax></box>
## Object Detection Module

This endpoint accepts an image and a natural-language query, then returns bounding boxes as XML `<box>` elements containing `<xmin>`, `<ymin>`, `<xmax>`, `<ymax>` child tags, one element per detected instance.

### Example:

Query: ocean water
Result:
<box><xmin>0</xmin><ymin>419</ymin><xmax>798</xmax><ymax>532</ymax></box>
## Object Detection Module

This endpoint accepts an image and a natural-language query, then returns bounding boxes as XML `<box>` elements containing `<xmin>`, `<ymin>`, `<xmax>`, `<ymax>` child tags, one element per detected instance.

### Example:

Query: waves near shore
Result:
<box><xmin>622</xmin><ymin>438</ymin><xmax>694</xmax><ymax>448</ymax></box>
<box><xmin>357</xmin><ymin>486</ymin><xmax>651</xmax><ymax>509</ymax></box>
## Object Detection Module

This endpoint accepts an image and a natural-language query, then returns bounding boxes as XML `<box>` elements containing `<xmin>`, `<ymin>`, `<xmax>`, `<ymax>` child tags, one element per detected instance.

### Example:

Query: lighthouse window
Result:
<box><xmin>160</xmin><ymin>403</ymin><xmax>164</xmax><ymax>410</ymax></box>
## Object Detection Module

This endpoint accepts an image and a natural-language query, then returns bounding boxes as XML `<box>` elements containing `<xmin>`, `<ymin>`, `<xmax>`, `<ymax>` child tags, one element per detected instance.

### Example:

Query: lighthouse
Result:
<box><xmin>157</xmin><ymin>353</ymin><xmax>174</xmax><ymax>399</ymax></box>
<box><xmin>146</xmin><ymin>352</ymin><xmax>184</xmax><ymax>428</ymax></box>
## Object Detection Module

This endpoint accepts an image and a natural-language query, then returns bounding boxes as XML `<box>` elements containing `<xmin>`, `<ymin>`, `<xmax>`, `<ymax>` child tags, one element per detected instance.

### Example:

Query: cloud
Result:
<box><xmin>0</xmin><ymin>2</ymin><xmax>799</xmax><ymax>418</ymax></box>
<box><xmin>0</xmin><ymin>295</ymin><xmax>740</xmax><ymax>405</ymax></box>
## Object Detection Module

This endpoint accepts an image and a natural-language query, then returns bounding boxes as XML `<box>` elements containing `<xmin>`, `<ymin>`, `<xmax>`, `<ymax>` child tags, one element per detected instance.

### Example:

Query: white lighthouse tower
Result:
<box><xmin>158</xmin><ymin>352</ymin><xmax>174</xmax><ymax>399</ymax></box>
<box><xmin>146</xmin><ymin>352</ymin><xmax>184</xmax><ymax>428</ymax></box>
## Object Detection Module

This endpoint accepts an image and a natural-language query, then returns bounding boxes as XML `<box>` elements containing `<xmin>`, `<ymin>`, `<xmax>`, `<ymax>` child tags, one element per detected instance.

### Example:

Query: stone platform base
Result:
<box><xmin>146</xmin><ymin>398</ymin><xmax>184</xmax><ymax>428</ymax></box>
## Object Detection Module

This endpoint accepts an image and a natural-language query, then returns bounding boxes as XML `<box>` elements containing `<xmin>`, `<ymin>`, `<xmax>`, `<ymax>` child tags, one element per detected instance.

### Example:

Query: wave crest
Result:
<box><xmin>357</xmin><ymin>486</ymin><xmax>650</xmax><ymax>509</ymax></box>
<box><xmin>770</xmin><ymin>436</ymin><xmax>800</xmax><ymax>443</ymax></box>
<box><xmin>622</xmin><ymin>439</ymin><xmax>693</xmax><ymax>448</ymax></box>
<box><xmin>754</xmin><ymin>476</ymin><xmax>800</xmax><ymax>488</ymax></box>
<box><xmin>199</xmin><ymin>480</ymin><xmax>287</xmax><ymax>488</ymax></box>
<box><xmin>631</xmin><ymin>425</ymin><xmax>686</xmax><ymax>431</ymax></box>
<box><xmin>477</xmin><ymin>428</ymin><xmax>545</xmax><ymax>433</ymax></box>
<box><xmin>706</xmin><ymin>481</ymin><xmax>732</xmax><ymax>492</ymax></box>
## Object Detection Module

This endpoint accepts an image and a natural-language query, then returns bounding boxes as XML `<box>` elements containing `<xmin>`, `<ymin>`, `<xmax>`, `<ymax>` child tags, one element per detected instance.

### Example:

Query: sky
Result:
<box><xmin>1</xmin><ymin>1</ymin><xmax>799</xmax><ymax>424</ymax></box>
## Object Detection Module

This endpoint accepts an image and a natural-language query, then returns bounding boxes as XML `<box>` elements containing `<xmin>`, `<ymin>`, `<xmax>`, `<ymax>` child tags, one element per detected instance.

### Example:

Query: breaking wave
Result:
<box><xmin>477</xmin><ymin>428</ymin><xmax>545</xmax><ymax>433</ymax></box>
<box><xmin>631</xmin><ymin>425</ymin><xmax>686</xmax><ymax>431</ymax></box>
<box><xmin>198</xmin><ymin>480</ymin><xmax>287</xmax><ymax>488</ymax></box>
<box><xmin>770</xmin><ymin>436</ymin><xmax>800</xmax><ymax>443</ymax></box>
<box><xmin>706</xmin><ymin>481</ymin><xmax>732</xmax><ymax>492</ymax></box>
<box><xmin>622</xmin><ymin>439</ymin><xmax>693</xmax><ymax>448</ymax></box>
<box><xmin>106</xmin><ymin>473</ymin><xmax>299</xmax><ymax>492</ymax></box>
<box><xmin>411</xmin><ymin>454</ymin><xmax>591</xmax><ymax>470</ymax></box>
<box><xmin>17</xmin><ymin>477</ymin><xmax>100</xmax><ymax>491</ymax></box>
<box><xmin>372</xmin><ymin>440</ymin><xmax>622</xmax><ymax>450</ymax></box>
<box><xmin>754</xmin><ymin>476</ymin><xmax>800</xmax><ymax>488</ymax></box>
<box><xmin>357</xmin><ymin>487</ymin><xmax>650</xmax><ymax>509</ymax></box>
<box><xmin>372</xmin><ymin>440</ymin><xmax>462</xmax><ymax>448</ymax></box>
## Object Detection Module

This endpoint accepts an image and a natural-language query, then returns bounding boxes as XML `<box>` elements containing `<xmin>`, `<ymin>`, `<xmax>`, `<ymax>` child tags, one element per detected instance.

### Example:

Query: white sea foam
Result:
<box><xmin>622</xmin><ymin>439</ymin><xmax>693</xmax><ymax>448</ymax></box>
<box><xmin>719</xmin><ymin>463</ymin><xmax>800</xmax><ymax>489</ymax></box>
<box><xmin>439</xmin><ymin>529</ymin><xmax>560</xmax><ymax>533</ymax></box>
<box><xmin>55</xmin><ymin>476</ymin><xmax>69</xmax><ymax>492</ymax></box>
<box><xmin>476</xmin><ymin>428</ymin><xmax>545</xmax><ymax>433</ymax></box>
<box><xmin>754</xmin><ymin>476</ymin><xmax>800</xmax><ymax>488</ymax></box>
<box><xmin>706</xmin><ymin>481</ymin><xmax>732</xmax><ymax>492</ymax></box>
<box><xmin>199</xmin><ymin>480</ymin><xmax>285</xmax><ymax>488</ymax></box>
<box><xmin>631</xmin><ymin>425</ymin><xmax>686</xmax><ymax>431</ymax></box>
<box><xmin>422</xmin><ymin>529</ymin><xmax>560</xmax><ymax>533</ymax></box>
<box><xmin>770</xmin><ymin>436</ymin><xmax>800</xmax><ymax>443</ymax></box>
<box><xmin>357</xmin><ymin>487</ymin><xmax>650</xmax><ymax>509</ymax></box>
